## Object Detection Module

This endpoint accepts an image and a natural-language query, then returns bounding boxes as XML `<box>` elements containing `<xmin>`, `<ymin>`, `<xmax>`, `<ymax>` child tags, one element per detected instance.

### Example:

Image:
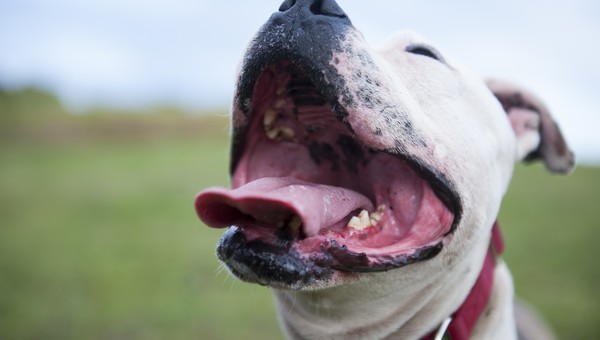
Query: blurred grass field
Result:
<box><xmin>1</xmin><ymin>88</ymin><xmax>599</xmax><ymax>339</ymax></box>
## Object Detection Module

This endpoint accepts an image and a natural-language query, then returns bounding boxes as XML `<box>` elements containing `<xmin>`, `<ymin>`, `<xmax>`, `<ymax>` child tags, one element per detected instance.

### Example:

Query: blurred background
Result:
<box><xmin>1</xmin><ymin>0</ymin><xmax>598</xmax><ymax>339</ymax></box>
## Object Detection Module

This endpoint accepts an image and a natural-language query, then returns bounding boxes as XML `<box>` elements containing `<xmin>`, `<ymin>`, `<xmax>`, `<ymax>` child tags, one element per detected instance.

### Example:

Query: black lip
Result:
<box><xmin>313</xmin><ymin>240</ymin><xmax>444</xmax><ymax>272</ymax></box>
<box><xmin>217</xmin><ymin>227</ymin><xmax>332</xmax><ymax>288</ymax></box>
<box><xmin>217</xmin><ymin>224</ymin><xmax>446</xmax><ymax>286</ymax></box>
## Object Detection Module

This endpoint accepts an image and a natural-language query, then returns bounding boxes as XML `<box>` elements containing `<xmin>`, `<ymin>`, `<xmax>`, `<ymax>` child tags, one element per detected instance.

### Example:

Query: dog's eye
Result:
<box><xmin>406</xmin><ymin>45</ymin><xmax>444</xmax><ymax>63</ymax></box>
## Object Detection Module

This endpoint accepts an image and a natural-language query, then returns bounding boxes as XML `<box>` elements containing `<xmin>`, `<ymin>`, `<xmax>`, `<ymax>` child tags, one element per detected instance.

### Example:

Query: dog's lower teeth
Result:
<box><xmin>347</xmin><ymin>216</ymin><xmax>363</xmax><ymax>230</ymax></box>
<box><xmin>359</xmin><ymin>210</ymin><xmax>370</xmax><ymax>227</ymax></box>
<box><xmin>369</xmin><ymin>205</ymin><xmax>386</xmax><ymax>225</ymax></box>
<box><xmin>348</xmin><ymin>209</ymin><xmax>372</xmax><ymax>230</ymax></box>
<box><xmin>347</xmin><ymin>206</ymin><xmax>386</xmax><ymax>231</ymax></box>
<box><xmin>280</xmin><ymin>215</ymin><xmax>302</xmax><ymax>240</ymax></box>
<box><xmin>288</xmin><ymin>215</ymin><xmax>302</xmax><ymax>231</ymax></box>
<box><xmin>274</xmin><ymin>98</ymin><xmax>287</xmax><ymax>109</ymax></box>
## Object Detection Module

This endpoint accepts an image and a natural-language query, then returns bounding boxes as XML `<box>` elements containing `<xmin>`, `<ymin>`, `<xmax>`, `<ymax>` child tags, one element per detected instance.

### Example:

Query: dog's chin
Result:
<box><xmin>215</xmin><ymin>227</ymin><xmax>337</xmax><ymax>290</ymax></box>
<box><xmin>197</xmin><ymin>62</ymin><xmax>459</xmax><ymax>289</ymax></box>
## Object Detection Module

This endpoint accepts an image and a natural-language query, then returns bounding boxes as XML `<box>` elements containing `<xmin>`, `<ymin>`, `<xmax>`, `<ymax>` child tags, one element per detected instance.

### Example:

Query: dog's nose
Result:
<box><xmin>278</xmin><ymin>0</ymin><xmax>347</xmax><ymax>19</ymax></box>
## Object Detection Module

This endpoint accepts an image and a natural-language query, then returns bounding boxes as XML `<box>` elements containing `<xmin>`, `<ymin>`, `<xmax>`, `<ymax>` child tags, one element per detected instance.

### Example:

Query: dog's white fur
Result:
<box><xmin>265</xmin><ymin>30</ymin><xmax>570</xmax><ymax>339</ymax></box>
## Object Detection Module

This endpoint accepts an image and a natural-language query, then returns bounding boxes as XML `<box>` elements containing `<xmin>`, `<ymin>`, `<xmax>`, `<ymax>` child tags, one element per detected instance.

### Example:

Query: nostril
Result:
<box><xmin>309</xmin><ymin>0</ymin><xmax>324</xmax><ymax>14</ymax></box>
<box><xmin>279</xmin><ymin>0</ymin><xmax>347</xmax><ymax>18</ymax></box>
<box><xmin>279</xmin><ymin>0</ymin><xmax>296</xmax><ymax>12</ymax></box>
<box><xmin>310</xmin><ymin>0</ymin><xmax>346</xmax><ymax>18</ymax></box>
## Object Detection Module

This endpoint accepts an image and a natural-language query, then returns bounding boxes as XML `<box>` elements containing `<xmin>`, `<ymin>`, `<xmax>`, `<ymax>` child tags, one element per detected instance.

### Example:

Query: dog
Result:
<box><xmin>195</xmin><ymin>0</ymin><xmax>574</xmax><ymax>339</ymax></box>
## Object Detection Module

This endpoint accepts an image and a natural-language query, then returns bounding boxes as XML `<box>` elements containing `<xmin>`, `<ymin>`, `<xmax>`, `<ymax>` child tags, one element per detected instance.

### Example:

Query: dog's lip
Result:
<box><xmin>195</xmin><ymin>61</ymin><xmax>460</xmax><ymax>272</ymax></box>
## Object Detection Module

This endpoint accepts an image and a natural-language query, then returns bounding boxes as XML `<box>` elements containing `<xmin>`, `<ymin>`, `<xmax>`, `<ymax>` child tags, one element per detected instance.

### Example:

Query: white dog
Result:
<box><xmin>195</xmin><ymin>0</ymin><xmax>574</xmax><ymax>339</ymax></box>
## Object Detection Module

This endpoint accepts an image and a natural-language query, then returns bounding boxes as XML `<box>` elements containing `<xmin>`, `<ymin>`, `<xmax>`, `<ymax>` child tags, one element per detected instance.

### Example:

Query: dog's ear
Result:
<box><xmin>486</xmin><ymin>79</ymin><xmax>575</xmax><ymax>174</ymax></box>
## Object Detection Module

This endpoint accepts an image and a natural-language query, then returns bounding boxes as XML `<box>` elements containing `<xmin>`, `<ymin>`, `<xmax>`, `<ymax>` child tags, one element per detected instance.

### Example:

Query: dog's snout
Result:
<box><xmin>279</xmin><ymin>0</ymin><xmax>347</xmax><ymax>18</ymax></box>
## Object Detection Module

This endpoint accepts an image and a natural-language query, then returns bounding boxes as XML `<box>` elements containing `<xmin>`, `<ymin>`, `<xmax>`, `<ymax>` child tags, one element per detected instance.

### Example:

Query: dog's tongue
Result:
<box><xmin>195</xmin><ymin>177</ymin><xmax>374</xmax><ymax>236</ymax></box>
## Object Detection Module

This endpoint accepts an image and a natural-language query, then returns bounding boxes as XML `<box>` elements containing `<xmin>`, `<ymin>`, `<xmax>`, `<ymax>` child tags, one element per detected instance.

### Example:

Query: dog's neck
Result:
<box><xmin>422</xmin><ymin>222</ymin><xmax>504</xmax><ymax>339</ymax></box>
<box><xmin>274</xmin><ymin>223</ymin><xmax>514</xmax><ymax>340</ymax></box>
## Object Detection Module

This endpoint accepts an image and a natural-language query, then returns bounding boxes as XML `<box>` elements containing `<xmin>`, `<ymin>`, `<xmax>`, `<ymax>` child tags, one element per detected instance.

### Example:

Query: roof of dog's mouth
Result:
<box><xmin>196</xmin><ymin>61</ymin><xmax>459</xmax><ymax>271</ymax></box>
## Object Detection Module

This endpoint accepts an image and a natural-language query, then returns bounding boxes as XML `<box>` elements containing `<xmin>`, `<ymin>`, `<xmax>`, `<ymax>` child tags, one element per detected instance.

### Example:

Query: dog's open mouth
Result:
<box><xmin>196</xmin><ymin>62</ymin><xmax>458</xmax><ymax>278</ymax></box>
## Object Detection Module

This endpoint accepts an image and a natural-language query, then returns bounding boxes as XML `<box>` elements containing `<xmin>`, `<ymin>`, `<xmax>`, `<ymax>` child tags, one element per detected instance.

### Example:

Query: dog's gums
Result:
<box><xmin>196</xmin><ymin>62</ymin><xmax>455</xmax><ymax>275</ymax></box>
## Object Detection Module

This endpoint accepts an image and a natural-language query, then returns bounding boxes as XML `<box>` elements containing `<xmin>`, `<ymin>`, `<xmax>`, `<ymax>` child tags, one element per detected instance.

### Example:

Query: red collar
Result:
<box><xmin>423</xmin><ymin>221</ymin><xmax>504</xmax><ymax>340</ymax></box>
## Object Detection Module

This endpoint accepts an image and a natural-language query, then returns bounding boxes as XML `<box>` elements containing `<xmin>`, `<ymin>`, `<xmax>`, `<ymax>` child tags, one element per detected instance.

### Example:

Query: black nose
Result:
<box><xmin>279</xmin><ymin>0</ymin><xmax>347</xmax><ymax>18</ymax></box>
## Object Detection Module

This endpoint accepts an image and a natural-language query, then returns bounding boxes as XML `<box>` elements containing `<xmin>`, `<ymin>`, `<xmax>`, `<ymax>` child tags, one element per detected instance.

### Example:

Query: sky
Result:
<box><xmin>0</xmin><ymin>0</ymin><xmax>598</xmax><ymax>163</ymax></box>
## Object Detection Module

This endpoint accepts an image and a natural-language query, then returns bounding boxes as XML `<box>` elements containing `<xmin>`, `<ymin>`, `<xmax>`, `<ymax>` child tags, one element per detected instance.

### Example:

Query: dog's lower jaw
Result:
<box><xmin>273</xmin><ymin>242</ymin><xmax>518</xmax><ymax>340</ymax></box>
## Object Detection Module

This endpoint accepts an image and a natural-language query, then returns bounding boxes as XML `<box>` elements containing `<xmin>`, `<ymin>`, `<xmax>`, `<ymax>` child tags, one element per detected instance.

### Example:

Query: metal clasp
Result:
<box><xmin>434</xmin><ymin>317</ymin><xmax>452</xmax><ymax>340</ymax></box>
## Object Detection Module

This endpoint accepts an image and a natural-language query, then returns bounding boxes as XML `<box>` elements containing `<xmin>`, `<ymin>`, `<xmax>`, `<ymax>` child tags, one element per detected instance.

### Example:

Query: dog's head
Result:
<box><xmin>195</xmin><ymin>0</ymin><xmax>574</xmax><ymax>290</ymax></box>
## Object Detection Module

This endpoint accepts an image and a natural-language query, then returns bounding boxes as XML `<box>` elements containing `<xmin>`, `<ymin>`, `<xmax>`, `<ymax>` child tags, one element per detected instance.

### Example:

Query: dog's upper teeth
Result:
<box><xmin>266</xmin><ymin>127</ymin><xmax>280</xmax><ymax>140</ymax></box>
<box><xmin>263</xmin><ymin>109</ymin><xmax>278</xmax><ymax>128</ymax></box>
<box><xmin>274</xmin><ymin>98</ymin><xmax>287</xmax><ymax>109</ymax></box>
<box><xmin>279</xmin><ymin>126</ymin><xmax>295</xmax><ymax>139</ymax></box>
<box><xmin>276</xmin><ymin>86</ymin><xmax>285</xmax><ymax>96</ymax></box>
<box><xmin>263</xmin><ymin>99</ymin><xmax>296</xmax><ymax>141</ymax></box>
<box><xmin>266</xmin><ymin>126</ymin><xmax>295</xmax><ymax>140</ymax></box>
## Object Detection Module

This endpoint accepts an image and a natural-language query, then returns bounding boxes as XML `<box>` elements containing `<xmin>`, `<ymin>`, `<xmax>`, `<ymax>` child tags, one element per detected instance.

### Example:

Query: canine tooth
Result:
<box><xmin>263</xmin><ymin>109</ymin><xmax>278</xmax><ymax>127</ymax></box>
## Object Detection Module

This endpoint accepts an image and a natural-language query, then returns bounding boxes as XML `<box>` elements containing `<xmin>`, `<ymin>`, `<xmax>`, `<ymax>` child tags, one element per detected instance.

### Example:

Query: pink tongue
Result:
<box><xmin>195</xmin><ymin>177</ymin><xmax>374</xmax><ymax>237</ymax></box>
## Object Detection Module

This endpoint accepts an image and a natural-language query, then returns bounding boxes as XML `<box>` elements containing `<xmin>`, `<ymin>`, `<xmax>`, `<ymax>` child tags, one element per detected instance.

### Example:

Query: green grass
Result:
<box><xmin>500</xmin><ymin>164</ymin><xmax>600</xmax><ymax>339</ymax></box>
<box><xmin>0</xmin><ymin>115</ymin><xmax>599</xmax><ymax>339</ymax></box>
<box><xmin>0</xmin><ymin>128</ymin><xmax>280</xmax><ymax>340</ymax></box>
